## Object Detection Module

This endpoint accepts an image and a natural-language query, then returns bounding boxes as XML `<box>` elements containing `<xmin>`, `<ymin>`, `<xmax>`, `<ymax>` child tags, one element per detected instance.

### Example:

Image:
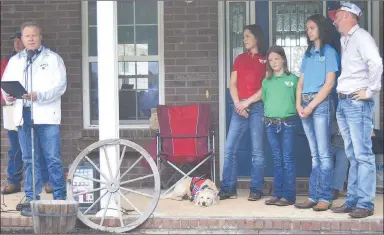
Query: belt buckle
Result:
<box><xmin>302</xmin><ymin>94</ymin><xmax>310</xmax><ymax>102</ymax></box>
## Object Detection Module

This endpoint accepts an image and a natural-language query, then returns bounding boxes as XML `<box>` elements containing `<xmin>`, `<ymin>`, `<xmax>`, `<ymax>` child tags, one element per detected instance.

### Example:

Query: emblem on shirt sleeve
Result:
<box><xmin>285</xmin><ymin>81</ymin><xmax>294</xmax><ymax>87</ymax></box>
<box><xmin>40</xmin><ymin>64</ymin><xmax>48</xmax><ymax>70</ymax></box>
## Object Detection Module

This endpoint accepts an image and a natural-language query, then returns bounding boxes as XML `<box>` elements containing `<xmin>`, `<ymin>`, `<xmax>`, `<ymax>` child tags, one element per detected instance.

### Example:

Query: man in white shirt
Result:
<box><xmin>328</xmin><ymin>3</ymin><xmax>383</xmax><ymax>218</ymax></box>
<box><xmin>2</xmin><ymin>22</ymin><xmax>67</xmax><ymax>216</ymax></box>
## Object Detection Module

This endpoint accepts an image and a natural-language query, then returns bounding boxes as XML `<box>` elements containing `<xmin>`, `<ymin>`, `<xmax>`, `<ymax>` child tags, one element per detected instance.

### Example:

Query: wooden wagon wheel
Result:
<box><xmin>66</xmin><ymin>139</ymin><xmax>160</xmax><ymax>233</ymax></box>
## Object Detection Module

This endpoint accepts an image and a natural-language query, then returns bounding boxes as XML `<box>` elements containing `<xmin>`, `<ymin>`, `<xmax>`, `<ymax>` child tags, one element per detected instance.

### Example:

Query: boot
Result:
<box><xmin>44</xmin><ymin>184</ymin><xmax>53</xmax><ymax>194</ymax></box>
<box><xmin>1</xmin><ymin>184</ymin><xmax>21</xmax><ymax>194</ymax></box>
<box><xmin>313</xmin><ymin>201</ymin><xmax>332</xmax><ymax>211</ymax></box>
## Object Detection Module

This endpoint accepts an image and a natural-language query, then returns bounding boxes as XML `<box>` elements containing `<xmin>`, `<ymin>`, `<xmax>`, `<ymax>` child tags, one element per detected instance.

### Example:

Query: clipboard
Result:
<box><xmin>1</xmin><ymin>81</ymin><xmax>27</xmax><ymax>99</ymax></box>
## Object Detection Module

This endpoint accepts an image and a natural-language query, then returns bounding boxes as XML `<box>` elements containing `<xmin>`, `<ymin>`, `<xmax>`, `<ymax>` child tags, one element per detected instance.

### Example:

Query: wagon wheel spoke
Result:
<box><xmin>73</xmin><ymin>187</ymin><xmax>105</xmax><ymax>197</ymax></box>
<box><xmin>120</xmin><ymin>174</ymin><xmax>154</xmax><ymax>186</ymax></box>
<box><xmin>118</xmin><ymin>190</ymin><xmax>142</xmax><ymax>215</ymax></box>
<box><xmin>84</xmin><ymin>190</ymin><xmax>109</xmax><ymax>215</ymax></box>
<box><xmin>119</xmin><ymin>155</ymin><xmax>144</xmax><ymax>180</ymax></box>
<box><xmin>115</xmin><ymin>145</ymin><xmax>127</xmax><ymax>179</ymax></box>
<box><xmin>100</xmin><ymin>192</ymin><xmax>113</xmax><ymax>226</ymax></box>
<box><xmin>84</xmin><ymin>155</ymin><xmax>110</xmax><ymax>181</ymax></box>
<box><xmin>113</xmin><ymin>193</ymin><xmax>125</xmax><ymax>227</ymax></box>
<box><xmin>120</xmin><ymin>186</ymin><xmax>154</xmax><ymax>199</ymax></box>
<box><xmin>73</xmin><ymin>173</ymin><xmax>105</xmax><ymax>184</ymax></box>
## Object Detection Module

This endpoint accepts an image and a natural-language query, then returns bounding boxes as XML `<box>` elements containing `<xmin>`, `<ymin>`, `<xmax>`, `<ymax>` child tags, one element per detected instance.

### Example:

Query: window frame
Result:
<box><xmin>81</xmin><ymin>1</ymin><xmax>164</xmax><ymax>129</ymax></box>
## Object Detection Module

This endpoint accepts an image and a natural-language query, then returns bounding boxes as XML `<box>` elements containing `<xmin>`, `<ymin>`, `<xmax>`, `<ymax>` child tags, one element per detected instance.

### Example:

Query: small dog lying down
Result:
<box><xmin>164</xmin><ymin>176</ymin><xmax>219</xmax><ymax>207</ymax></box>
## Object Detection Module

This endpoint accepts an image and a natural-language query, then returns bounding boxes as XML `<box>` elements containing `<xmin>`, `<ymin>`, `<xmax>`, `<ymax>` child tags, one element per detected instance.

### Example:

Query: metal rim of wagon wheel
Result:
<box><xmin>66</xmin><ymin>139</ymin><xmax>161</xmax><ymax>233</ymax></box>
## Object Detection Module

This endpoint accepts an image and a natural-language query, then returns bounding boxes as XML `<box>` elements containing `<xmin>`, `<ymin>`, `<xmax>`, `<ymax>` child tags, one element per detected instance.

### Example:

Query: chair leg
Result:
<box><xmin>162</xmin><ymin>156</ymin><xmax>212</xmax><ymax>196</ymax></box>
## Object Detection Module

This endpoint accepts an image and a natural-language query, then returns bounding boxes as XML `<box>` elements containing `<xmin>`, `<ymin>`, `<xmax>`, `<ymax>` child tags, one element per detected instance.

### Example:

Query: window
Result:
<box><xmin>271</xmin><ymin>1</ymin><xmax>323</xmax><ymax>76</ymax></box>
<box><xmin>83</xmin><ymin>1</ymin><xmax>164</xmax><ymax>128</ymax></box>
<box><xmin>225</xmin><ymin>1</ymin><xmax>255</xmax><ymax>87</ymax></box>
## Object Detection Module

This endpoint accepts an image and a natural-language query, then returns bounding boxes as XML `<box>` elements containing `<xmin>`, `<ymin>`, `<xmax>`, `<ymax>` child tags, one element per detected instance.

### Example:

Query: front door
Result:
<box><xmin>223</xmin><ymin>1</ymin><xmax>326</xmax><ymax>178</ymax></box>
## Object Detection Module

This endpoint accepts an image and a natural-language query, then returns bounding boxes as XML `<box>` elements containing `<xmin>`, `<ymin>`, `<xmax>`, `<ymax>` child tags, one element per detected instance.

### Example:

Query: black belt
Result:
<box><xmin>302</xmin><ymin>93</ymin><xmax>317</xmax><ymax>102</ymax></box>
<box><xmin>265</xmin><ymin>116</ymin><xmax>296</xmax><ymax>125</ymax></box>
<box><xmin>338</xmin><ymin>93</ymin><xmax>355</xmax><ymax>100</ymax></box>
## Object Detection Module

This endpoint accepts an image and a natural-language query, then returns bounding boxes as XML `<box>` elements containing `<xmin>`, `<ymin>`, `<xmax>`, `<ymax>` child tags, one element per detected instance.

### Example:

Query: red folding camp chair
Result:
<box><xmin>156</xmin><ymin>104</ymin><xmax>216</xmax><ymax>196</ymax></box>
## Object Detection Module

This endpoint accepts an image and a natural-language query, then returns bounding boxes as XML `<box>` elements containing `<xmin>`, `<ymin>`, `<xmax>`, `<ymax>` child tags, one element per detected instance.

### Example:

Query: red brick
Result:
<box><xmin>370</xmin><ymin>221</ymin><xmax>383</xmax><ymax>232</ymax></box>
<box><xmin>302</xmin><ymin>222</ymin><xmax>311</xmax><ymax>231</ymax></box>
<box><xmin>350</xmin><ymin>220</ymin><xmax>360</xmax><ymax>231</ymax></box>
<box><xmin>236</xmin><ymin>219</ymin><xmax>246</xmax><ymax>229</ymax></box>
<box><xmin>272</xmin><ymin>220</ymin><xmax>283</xmax><ymax>230</ymax></box>
<box><xmin>1</xmin><ymin>217</ymin><xmax>10</xmax><ymax>227</ymax></box>
<box><xmin>218</xmin><ymin>219</ymin><xmax>226</xmax><ymax>228</ymax></box>
<box><xmin>264</xmin><ymin>220</ymin><xmax>273</xmax><ymax>229</ymax></box>
<box><xmin>311</xmin><ymin>221</ymin><xmax>321</xmax><ymax>231</ymax></box>
<box><xmin>331</xmin><ymin>221</ymin><xmax>340</xmax><ymax>231</ymax></box>
<box><xmin>282</xmin><ymin>220</ymin><xmax>291</xmax><ymax>230</ymax></box>
<box><xmin>171</xmin><ymin>219</ymin><xmax>180</xmax><ymax>229</ymax></box>
<box><xmin>321</xmin><ymin>221</ymin><xmax>331</xmax><ymax>231</ymax></box>
<box><xmin>360</xmin><ymin>221</ymin><xmax>370</xmax><ymax>231</ymax></box>
<box><xmin>245</xmin><ymin>219</ymin><xmax>255</xmax><ymax>229</ymax></box>
<box><xmin>10</xmin><ymin>217</ymin><xmax>19</xmax><ymax>227</ymax></box>
<box><xmin>161</xmin><ymin>218</ymin><xmax>172</xmax><ymax>229</ymax></box>
<box><xmin>207</xmin><ymin>219</ymin><xmax>219</xmax><ymax>229</ymax></box>
<box><xmin>151</xmin><ymin>219</ymin><xmax>162</xmax><ymax>229</ymax></box>
<box><xmin>198</xmin><ymin>219</ymin><xmax>207</xmax><ymax>228</ymax></box>
<box><xmin>190</xmin><ymin>219</ymin><xmax>198</xmax><ymax>228</ymax></box>
<box><xmin>340</xmin><ymin>221</ymin><xmax>351</xmax><ymax>231</ymax></box>
<box><xmin>255</xmin><ymin>220</ymin><xmax>264</xmax><ymax>229</ymax></box>
<box><xmin>226</xmin><ymin>219</ymin><xmax>237</xmax><ymax>229</ymax></box>
<box><xmin>180</xmin><ymin>220</ymin><xmax>190</xmax><ymax>229</ymax></box>
<box><xmin>292</xmin><ymin>221</ymin><xmax>301</xmax><ymax>230</ymax></box>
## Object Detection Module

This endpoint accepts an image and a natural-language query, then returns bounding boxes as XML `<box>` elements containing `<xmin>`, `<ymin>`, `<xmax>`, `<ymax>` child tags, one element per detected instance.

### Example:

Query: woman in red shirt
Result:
<box><xmin>219</xmin><ymin>24</ymin><xmax>268</xmax><ymax>201</ymax></box>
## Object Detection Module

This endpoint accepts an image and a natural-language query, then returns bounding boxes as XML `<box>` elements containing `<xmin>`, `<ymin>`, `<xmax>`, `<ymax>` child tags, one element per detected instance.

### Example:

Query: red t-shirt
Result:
<box><xmin>232</xmin><ymin>52</ymin><xmax>267</xmax><ymax>99</ymax></box>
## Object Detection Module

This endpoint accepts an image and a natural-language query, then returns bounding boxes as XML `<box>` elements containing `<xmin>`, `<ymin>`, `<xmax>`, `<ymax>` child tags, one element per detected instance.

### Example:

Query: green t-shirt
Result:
<box><xmin>262</xmin><ymin>73</ymin><xmax>298</xmax><ymax>118</ymax></box>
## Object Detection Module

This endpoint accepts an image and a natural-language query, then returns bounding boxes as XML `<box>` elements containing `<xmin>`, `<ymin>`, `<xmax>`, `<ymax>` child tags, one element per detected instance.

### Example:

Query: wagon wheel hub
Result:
<box><xmin>107</xmin><ymin>180</ymin><xmax>120</xmax><ymax>193</ymax></box>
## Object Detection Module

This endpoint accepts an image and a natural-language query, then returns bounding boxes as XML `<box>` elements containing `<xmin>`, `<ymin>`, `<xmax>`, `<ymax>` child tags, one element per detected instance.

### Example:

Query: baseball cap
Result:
<box><xmin>328</xmin><ymin>2</ymin><xmax>362</xmax><ymax>21</ymax></box>
<box><xmin>10</xmin><ymin>30</ymin><xmax>21</xmax><ymax>39</ymax></box>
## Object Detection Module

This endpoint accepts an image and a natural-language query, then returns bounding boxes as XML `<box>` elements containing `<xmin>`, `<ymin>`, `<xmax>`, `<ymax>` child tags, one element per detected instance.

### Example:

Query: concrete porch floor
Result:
<box><xmin>1</xmin><ymin>189</ymin><xmax>383</xmax><ymax>218</ymax></box>
<box><xmin>1</xmin><ymin>189</ymin><xmax>383</xmax><ymax>233</ymax></box>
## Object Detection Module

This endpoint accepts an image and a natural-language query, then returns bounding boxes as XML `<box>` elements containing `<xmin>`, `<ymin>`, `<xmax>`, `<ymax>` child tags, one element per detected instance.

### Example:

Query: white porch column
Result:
<box><xmin>96</xmin><ymin>1</ymin><xmax>119</xmax><ymax>217</ymax></box>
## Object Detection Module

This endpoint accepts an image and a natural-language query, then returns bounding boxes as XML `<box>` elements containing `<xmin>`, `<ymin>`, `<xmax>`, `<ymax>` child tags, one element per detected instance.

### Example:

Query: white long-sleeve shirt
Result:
<box><xmin>337</xmin><ymin>24</ymin><xmax>383</xmax><ymax>98</ymax></box>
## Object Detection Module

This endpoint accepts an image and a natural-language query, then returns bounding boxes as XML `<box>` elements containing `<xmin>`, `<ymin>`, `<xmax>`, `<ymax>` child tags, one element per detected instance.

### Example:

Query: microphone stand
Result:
<box><xmin>26</xmin><ymin>51</ymin><xmax>36</xmax><ymax>202</ymax></box>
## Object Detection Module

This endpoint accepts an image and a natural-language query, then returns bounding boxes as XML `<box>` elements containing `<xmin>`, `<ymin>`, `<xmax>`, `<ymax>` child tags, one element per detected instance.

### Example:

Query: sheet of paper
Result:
<box><xmin>2</xmin><ymin>105</ymin><xmax>17</xmax><ymax>131</ymax></box>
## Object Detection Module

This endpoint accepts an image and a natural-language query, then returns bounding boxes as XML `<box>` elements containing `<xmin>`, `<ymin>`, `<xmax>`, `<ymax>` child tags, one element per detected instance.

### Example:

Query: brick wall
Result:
<box><xmin>163</xmin><ymin>0</ymin><xmax>219</xmax><ymax>176</ymax></box>
<box><xmin>0</xmin><ymin>0</ymin><xmax>220</xmax><ymax>183</ymax></box>
<box><xmin>0</xmin><ymin>0</ymin><xmax>83</xmax><ymax>181</ymax></box>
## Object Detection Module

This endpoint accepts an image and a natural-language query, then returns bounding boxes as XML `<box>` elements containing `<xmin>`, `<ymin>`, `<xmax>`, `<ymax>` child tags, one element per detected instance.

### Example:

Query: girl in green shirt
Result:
<box><xmin>262</xmin><ymin>46</ymin><xmax>298</xmax><ymax>206</ymax></box>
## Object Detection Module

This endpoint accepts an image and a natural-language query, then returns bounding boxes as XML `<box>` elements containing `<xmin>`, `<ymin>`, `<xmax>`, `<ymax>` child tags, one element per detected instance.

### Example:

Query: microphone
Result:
<box><xmin>27</xmin><ymin>49</ymin><xmax>37</xmax><ymax>63</ymax></box>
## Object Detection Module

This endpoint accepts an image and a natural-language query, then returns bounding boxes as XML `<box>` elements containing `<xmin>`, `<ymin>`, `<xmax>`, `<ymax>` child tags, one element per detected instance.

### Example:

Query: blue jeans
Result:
<box><xmin>221</xmin><ymin>102</ymin><xmax>265</xmax><ymax>194</ymax></box>
<box><xmin>332</xmin><ymin>146</ymin><xmax>348</xmax><ymax>191</ymax></box>
<box><xmin>265</xmin><ymin>118</ymin><xmax>296</xmax><ymax>202</ymax></box>
<box><xmin>7</xmin><ymin>130</ymin><xmax>23</xmax><ymax>185</ymax></box>
<box><xmin>336</xmin><ymin>98</ymin><xmax>376</xmax><ymax>210</ymax></box>
<box><xmin>301</xmin><ymin>97</ymin><xmax>333</xmax><ymax>203</ymax></box>
<box><xmin>18</xmin><ymin>108</ymin><xmax>66</xmax><ymax>200</ymax></box>
<box><xmin>7</xmin><ymin>130</ymin><xmax>50</xmax><ymax>185</ymax></box>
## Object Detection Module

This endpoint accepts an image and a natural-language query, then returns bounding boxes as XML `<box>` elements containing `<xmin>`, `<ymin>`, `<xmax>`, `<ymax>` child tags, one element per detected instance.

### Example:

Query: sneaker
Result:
<box><xmin>248</xmin><ymin>191</ymin><xmax>262</xmax><ymax>201</ymax></box>
<box><xmin>20</xmin><ymin>201</ymin><xmax>32</xmax><ymax>217</ymax></box>
<box><xmin>218</xmin><ymin>190</ymin><xmax>237</xmax><ymax>200</ymax></box>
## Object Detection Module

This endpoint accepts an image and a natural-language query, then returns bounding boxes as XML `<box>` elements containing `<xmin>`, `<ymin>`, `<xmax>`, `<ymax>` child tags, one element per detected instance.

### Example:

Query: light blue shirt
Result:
<box><xmin>300</xmin><ymin>44</ymin><xmax>340</xmax><ymax>93</ymax></box>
